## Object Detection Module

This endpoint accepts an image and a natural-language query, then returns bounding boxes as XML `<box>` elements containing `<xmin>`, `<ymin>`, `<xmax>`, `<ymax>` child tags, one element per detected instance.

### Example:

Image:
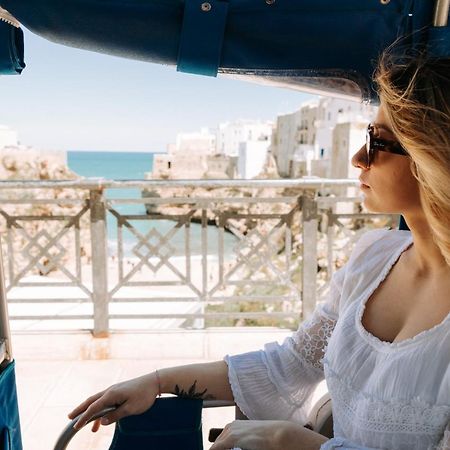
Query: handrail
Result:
<box><xmin>0</xmin><ymin>339</ymin><xmax>6</xmax><ymax>366</ymax></box>
<box><xmin>0</xmin><ymin>239</ymin><xmax>12</xmax><ymax>363</ymax></box>
<box><xmin>54</xmin><ymin>407</ymin><xmax>116</xmax><ymax>450</ymax></box>
<box><xmin>0</xmin><ymin>178</ymin><xmax>359</xmax><ymax>190</ymax></box>
<box><xmin>434</xmin><ymin>0</ymin><xmax>450</xmax><ymax>26</ymax></box>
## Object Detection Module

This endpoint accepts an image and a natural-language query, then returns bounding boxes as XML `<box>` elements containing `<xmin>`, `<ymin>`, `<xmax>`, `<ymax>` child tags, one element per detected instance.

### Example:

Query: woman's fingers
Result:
<box><xmin>97</xmin><ymin>401</ymin><xmax>133</xmax><ymax>426</ymax></box>
<box><xmin>69</xmin><ymin>374</ymin><xmax>157</xmax><ymax>432</ymax></box>
<box><xmin>210</xmin><ymin>425</ymin><xmax>231</xmax><ymax>450</ymax></box>
<box><xmin>68</xmin><ymin>391</ymin><xmax>105</xmax><ymax>419</ymax></box>
<box><xmin>73</xmin><ymin>392</ymin><xmax>120</xmax><ymax>430</ymax></box>
<box><xmin>91</xmin><ymin>418</ymin><xmax>101</xmax><ymax>433</ymax></box>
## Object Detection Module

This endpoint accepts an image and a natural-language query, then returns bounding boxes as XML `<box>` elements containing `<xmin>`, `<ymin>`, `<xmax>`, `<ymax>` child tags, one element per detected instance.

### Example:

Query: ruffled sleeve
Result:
<box><xmin>223</xmin><ymin>228</ymin><xmax>402</xmax><ymax>424</ymax></box>
<box><xmin>224</xmin><ymin>265</ymin><xmax>346</xmax><ymax>423</ymax></box>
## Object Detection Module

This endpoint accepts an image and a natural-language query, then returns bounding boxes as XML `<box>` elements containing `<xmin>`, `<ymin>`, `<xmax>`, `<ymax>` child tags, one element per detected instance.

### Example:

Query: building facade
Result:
<box><xmin>216</xmin><ymin>120</ymin><xmax>273</xmax><ymax>157</ymax></box>
<box><xmin>272</xmin><ymin>97</ymin><xmax>377</xmax><ymax>179</ymax></box>
<box><xmin>271</xmin><ymin>109</ymin><xmax>303</xmax><ymax>177</ymax></box>
<box><xmin>238</xmin><ymin>141</ymin><xmax>271</xmax><ymax>179</ymax></box>
<box><xmin>173</xmin><ymin>128</ymin><xmax>216</xmax><ymax>155</ymax></box>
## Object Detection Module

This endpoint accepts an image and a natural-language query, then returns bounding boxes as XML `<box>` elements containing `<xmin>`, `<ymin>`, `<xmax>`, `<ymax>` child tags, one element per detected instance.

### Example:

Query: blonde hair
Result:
<box><xmin>375</xmin><ymin>50</ymin><xmax>450</xmax><ymax>266</ymax></box>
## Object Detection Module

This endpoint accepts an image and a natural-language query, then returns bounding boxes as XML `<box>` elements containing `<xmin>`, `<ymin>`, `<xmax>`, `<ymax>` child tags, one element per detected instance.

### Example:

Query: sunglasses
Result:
<box><xmin>365</xmin><ymin>124</ymin><xmax>408</xmax><ymax>168</ymax></box>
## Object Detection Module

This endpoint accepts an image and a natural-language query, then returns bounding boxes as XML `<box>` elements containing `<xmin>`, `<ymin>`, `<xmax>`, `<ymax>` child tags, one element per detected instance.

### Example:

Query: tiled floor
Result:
<box><xmin>12</xmin><ymin>328</ymin><xmax>293</xmax><ymax>450</ymax></box>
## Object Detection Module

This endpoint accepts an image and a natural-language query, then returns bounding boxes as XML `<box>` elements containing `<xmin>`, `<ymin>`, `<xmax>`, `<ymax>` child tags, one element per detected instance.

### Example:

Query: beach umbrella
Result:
<box><xmin>0</xmin><ymin>1</ymin><xmax>449</xmax><ymax>101</ymax></box>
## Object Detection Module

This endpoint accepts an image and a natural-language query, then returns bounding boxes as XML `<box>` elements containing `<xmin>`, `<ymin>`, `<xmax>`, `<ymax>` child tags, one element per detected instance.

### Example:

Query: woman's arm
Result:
<box><xmin>69</xmin><ymin>360</ymin><xmax>233</xmax><ymax>429</ymax></box>
<box><xmin>159</xmin><ymin>360</ymin><xmax>234</xmax><ymax>401</ymax></box>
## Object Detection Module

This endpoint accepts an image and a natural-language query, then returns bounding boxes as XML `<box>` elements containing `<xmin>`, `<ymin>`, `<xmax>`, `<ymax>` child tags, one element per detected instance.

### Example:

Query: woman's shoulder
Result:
<box><xmin>347</xmin><ymin>228</ymin><xmax>413</xmax><ymax>265</ymax></box>
<box><xmin>323</xmin><ymin>228</ymin><xmax>413</xmax><ymax>317</ymax></box>
<box><xmin>336</xmin><ymin>228</ymin><xmax>413</xmax><ymax>311</ymax></box>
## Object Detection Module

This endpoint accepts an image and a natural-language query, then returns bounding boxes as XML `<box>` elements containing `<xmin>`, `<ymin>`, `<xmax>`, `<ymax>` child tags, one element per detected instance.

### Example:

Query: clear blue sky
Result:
<box><xmin>0</xmin><ymin>27</ymin><xmax>314</xmax><ymax>152</ymax></box>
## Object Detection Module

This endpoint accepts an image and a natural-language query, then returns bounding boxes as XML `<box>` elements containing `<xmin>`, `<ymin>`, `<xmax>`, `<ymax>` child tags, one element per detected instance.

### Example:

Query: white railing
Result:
<box><xmin>0</xmin><ymin>179</ymin><xmax>399</xmax><ymax>335</ymax></box>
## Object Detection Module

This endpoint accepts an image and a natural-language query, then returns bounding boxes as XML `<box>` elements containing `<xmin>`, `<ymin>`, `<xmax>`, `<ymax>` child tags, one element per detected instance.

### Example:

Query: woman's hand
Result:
<box><xmin>68</xmin><ymin>372</ymin><xmax>159</xmax><ymax>431</ymax></box>
<box><xmin>210</xmin><ymin>420</ymin><xmax>328</xmax><ymax>450</ymax></box>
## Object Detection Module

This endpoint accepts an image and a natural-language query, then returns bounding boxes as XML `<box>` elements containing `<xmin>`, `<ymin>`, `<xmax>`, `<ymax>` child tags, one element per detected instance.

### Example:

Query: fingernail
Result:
<box><xmin>101</xmin><ymin>418</ymin><xmax>109</xmax><ymax>425</ymax></box>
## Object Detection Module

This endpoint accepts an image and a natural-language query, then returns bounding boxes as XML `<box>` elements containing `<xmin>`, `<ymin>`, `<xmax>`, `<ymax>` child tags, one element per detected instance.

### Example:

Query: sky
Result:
<box><xmin>1</xmin><ymin>28</ymin><xmax>314</xmax><ymax>153</ymax></box>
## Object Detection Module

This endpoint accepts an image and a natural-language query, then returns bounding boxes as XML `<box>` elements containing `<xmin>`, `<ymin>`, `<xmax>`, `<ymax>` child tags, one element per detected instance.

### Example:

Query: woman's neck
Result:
<box><xmin>402</xmin><ymin>214</ymin><xmax>450</xmax><ymax>277</ymax></box>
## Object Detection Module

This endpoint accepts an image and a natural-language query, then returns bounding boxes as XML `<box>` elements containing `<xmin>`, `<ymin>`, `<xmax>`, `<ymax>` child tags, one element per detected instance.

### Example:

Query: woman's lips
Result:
<box><xmin>359</xmin><ymin>178</ymin><xmax>370</xmax><ymax>189</ymax></box>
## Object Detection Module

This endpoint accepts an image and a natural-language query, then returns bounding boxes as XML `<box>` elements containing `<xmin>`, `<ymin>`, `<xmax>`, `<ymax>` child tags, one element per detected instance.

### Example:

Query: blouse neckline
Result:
<box><xmin>355</xmin><ymin>232</ymin><xmax>450</xmax><ymax>352</ymax></box>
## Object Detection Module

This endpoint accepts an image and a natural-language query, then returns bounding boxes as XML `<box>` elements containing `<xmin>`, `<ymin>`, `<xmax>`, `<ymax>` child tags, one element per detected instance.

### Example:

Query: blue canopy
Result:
<box><xmin>0</xmin><ymin>16</ymin><xmax>25</xmax><ymax>75</ymax></box>
<box><xmin>1</xmin><ymin>0</ymin><xmax>448</xmax><ymax>101</ymax></box>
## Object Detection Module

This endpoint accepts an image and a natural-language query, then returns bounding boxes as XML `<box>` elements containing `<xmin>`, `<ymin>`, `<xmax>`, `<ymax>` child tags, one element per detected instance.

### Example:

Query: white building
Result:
<box><xmin>271</xmin><ymin>110</ymin><xmax>303</xmax><ymax>177</ymax></box>
<box><xmin>151</xmin><ymin>153</ymin><xmax>207</xmax><ymax>179</ymax></box>
<box><xmin>151</xmin><ymin>152</ymin><xmax>237</xmax><ymax>180</ymax></box>
<box><xmin>297</xmin><ymin>99</ymin><xmax>319</xmax><ymax>147</ymax></box>
<box><xmin>314</xmin><ymin>97</ymin><xmax>377</xmax><ymax>160</ymax></box>
<box><xmin>216</xmin><ymin>120</ymin><xmax>272</xmax><ymax>157</ymax></box>
<box><xmin>289</xmin><ymin>156</ymin><xmax>308</xmax><ymax>178</ymax></box>
<box><xmin>0</xmin><ymin>125</ymin><xmax>18</xmax><ymax>148</ymax></box>
<box><xmin>205</xmin><ymin>154</ymin><xmax>237</xmax><ymax>179</ymax></box>
<box><xmin>331</xmin><ymin>119</ymin><xmax>367</xmax><ymax>182</ymax></box>
<box><xmin>310</xmin><ymin>159</ymin><xmax>329</xmax><ymax>179</ymax></box>
<box><xmin>272</xmin><ymin>97</ymin><xmax>377</xmax><ymax>178</ymax></box>
<box><xmin>0</xmin><ymin>125</ymin><xmax>68</xmax><ymax>175</ymax></box>
<box><xmin>238</xmin><ymin>141</ymin><xmax>271</xmax><ymax>179</ymax></box>
<box><xmin>173</xmin><ymin>128</ymin><xmax>216</xmax><ymax>155</ymax></box>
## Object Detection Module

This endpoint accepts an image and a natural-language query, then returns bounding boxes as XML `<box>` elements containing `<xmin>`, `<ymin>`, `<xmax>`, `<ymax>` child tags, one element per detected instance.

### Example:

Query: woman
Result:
<box><xmin>69</xmin><ymin>51</ymin><xmax>450</xmax><ymax>449</ymax></box>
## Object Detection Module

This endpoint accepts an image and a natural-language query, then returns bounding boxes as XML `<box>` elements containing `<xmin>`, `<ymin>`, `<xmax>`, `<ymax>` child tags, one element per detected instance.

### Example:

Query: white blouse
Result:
<box><xmin>225</xmin><ymin>229</ymin><xmax>450</xmax><ymax>450</ymax></box>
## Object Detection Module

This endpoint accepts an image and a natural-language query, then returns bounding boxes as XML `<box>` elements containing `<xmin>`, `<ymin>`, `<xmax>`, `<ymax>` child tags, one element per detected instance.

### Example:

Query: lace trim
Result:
<box><xmin>326</xmin><ymin>368</ymin><xmax>450</xmax><ymax>436</ymax></box>
<box><xmin>292</xmin><ymin>309</ymin><xmax>336</xmax><ymax>370</ymax></box>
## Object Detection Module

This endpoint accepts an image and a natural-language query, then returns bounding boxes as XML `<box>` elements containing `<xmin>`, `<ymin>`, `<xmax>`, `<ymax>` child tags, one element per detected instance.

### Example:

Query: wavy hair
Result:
<box><xmin>375</xmin><ymin>49</ymin><xmax>450</xmax><ymax>265</ymax></box>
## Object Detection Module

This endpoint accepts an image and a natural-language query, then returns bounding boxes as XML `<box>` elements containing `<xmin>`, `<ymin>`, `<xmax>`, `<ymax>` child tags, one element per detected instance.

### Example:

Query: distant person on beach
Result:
<box><xmin>68</xmin><ymin>49</ymin><xmax>450</xmax><ymax>450</ymax></box>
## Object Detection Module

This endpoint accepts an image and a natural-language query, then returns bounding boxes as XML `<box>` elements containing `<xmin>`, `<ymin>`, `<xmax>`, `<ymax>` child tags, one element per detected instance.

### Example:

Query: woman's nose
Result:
<box><xmin>351</xmin><ymin>144</ymin><xmax>368</xmax><ymax>169</ymax></box>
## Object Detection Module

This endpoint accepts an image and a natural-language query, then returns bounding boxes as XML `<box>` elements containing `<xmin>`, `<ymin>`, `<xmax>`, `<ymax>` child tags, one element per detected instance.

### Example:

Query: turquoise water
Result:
<box><xmin>68</xmin><ymin>151</ymin><xmax>237</xmax><ymax>256</ymax></box>
<box><xmin>68</xmin><ymin>150</ymin><xmax>153</xmax><ymax>219</ymax></box>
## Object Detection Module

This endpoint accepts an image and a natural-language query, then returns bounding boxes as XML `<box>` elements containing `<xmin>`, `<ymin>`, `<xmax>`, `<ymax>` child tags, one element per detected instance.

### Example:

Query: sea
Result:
<box><xmin>67</xmin><ymin>151</ymin><xmax>237</xmax><ymax>257</ymax></box>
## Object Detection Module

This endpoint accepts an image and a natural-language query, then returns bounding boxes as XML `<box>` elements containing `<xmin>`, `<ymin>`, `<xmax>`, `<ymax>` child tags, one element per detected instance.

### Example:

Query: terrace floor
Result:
<box><xmin>12</xmin><ymin>327</ymin><xmax>324</xmax><ymax>450</ymax></box>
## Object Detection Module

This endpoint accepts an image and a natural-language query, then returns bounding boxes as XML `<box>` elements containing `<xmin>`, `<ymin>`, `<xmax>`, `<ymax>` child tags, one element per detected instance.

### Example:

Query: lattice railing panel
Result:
<box><xmin>0</xmin><ymin>204</ymin><xmax>91</xmax><ymax>297</ymax></box>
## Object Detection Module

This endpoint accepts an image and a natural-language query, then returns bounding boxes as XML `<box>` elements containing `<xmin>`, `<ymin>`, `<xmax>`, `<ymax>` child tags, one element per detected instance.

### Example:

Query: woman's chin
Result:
<box><xmin>361</xmin><ymin>197</ymin><xmax>379</xmax><ymax>213</ymax></box>
<box><xmin>362</xmin><ymin>198</ymin><xmax>394</xmax><ymax>214</ymax></box>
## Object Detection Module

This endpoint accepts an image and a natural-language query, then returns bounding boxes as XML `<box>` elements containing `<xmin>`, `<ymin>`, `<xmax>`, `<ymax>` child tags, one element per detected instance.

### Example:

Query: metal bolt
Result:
<box><xmin>266</xmin><ymin>0</ymin><xmax>276</xmax><ymax>4</ymax></box>
<box><xmin>380</xmin><ymin>0</ymin><xmax>390</xmax><ymax>4</ymax></box>
<box><xmin>201</xmin><ymin>2</ymin><xmax>212</xmax><ymax>11</ymax></box>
